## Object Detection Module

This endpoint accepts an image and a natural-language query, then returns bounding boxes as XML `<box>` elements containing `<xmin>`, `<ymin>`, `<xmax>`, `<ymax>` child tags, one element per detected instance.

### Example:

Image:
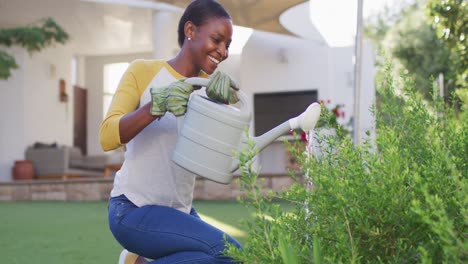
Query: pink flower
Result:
<box><xmin>301</xmin><ymin>131</ymin><xmax>308</xmax><ymax>142</ymax></box>
<box><xmin>333</xmin><ymin>108</ymin><xmax>340</xmax><ymax>117</ymax></box>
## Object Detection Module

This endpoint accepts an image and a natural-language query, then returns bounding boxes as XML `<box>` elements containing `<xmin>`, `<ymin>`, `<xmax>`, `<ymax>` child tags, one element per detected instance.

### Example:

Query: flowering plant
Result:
<box><xmin>317</xmin><ymin>100</ymin><xmax>345</xmax><ymax>129</ymax></box>
<box><xmin>288</xmin><ymin>100</ymin><xmax>347</xmax><ymax>142</ymax></box>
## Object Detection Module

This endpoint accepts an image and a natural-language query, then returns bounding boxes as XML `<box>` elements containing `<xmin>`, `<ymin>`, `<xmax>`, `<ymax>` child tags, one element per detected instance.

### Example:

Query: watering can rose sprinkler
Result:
<box><xmin>172</xmin><ymin>77</ymin><xmax>322</xmax><ymax>184</ymax></box>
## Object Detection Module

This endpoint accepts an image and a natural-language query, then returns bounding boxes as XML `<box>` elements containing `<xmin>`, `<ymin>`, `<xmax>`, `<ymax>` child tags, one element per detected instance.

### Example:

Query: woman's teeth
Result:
<box><xmin>209</xmin><ymin>56</ymin><xmax>220</xmax><ymax>65</ymax></box>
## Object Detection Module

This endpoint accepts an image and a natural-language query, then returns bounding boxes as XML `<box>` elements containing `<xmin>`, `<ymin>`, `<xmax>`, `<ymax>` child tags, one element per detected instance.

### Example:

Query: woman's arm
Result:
<box><xmin>100</xmin><ymin>60</ymin><xmax>156</xmax><ymax>151</ymax></box>
<box><xmin>118</xmin><ymin>102</ymin><xmax>159</xmax><ymax>144</ymax></box>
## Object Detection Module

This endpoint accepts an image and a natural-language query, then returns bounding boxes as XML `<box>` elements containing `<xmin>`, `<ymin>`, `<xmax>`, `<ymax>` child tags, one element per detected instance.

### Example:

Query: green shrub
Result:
<box><xmin>226</xmin><ymin>62</ymin><xmax>467</xmax><ymax>263</ymax></box>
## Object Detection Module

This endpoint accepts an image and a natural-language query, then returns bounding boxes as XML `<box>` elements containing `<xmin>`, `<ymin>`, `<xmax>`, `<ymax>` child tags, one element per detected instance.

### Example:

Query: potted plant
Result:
<box><xmin>12</xmin><ymin>160</ymin><xmax>34</xmax><ymax>180</ymax></box>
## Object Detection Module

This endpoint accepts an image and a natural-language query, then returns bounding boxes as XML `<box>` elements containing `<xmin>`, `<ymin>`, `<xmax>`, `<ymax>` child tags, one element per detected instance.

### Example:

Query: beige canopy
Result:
<box><xmin>157</xmin><ymin>0</ymin><xmax>305</xmax><ymax>35</ymax></box>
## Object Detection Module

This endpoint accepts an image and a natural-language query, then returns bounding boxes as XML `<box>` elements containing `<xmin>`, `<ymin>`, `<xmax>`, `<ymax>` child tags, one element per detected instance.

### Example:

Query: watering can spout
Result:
<box><xmin>253</xmin><ymin>122</ymin><xmax>292</xmax><ymax>152</ymax></box>
<box><xmin>254</xmin><ymin>101</ymin><xmax>322</xmax><ymax>152</ymax></box>
<box><xmin>230</xmin><ymin>102</ymin><xmax>322</xmax><ymax>172</ymax></box>
<box><xmin>228</xmin><ymin>121</ymin><xmax>291</xmax><ymax>172</ymax></box>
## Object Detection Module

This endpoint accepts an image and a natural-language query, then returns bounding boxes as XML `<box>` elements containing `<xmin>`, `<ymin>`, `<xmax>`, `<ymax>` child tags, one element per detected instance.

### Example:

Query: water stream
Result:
<box><xmin>303</xmin><ymin>129</ymin><xmax>315</xmax><ymax>241</ymax></box>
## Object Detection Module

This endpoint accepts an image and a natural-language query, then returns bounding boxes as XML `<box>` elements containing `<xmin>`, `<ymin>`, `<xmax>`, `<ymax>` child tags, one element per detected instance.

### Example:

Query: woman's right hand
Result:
<box><xmin>150</xmin><ymin>80</ymin><xmax>194</xmax><ymax>117</ymax></box>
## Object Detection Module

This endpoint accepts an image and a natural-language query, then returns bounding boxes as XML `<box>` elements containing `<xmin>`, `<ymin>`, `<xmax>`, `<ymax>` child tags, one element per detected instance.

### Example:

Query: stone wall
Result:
<box><xmin>0</xmin><ymin>178</ymin><xmax>113</xmax><ymax>201</ymax></box>
<box><xmin>0</xmin><ymin>174</ymin><xmax>299</xmax><ymax>201</ymax></box>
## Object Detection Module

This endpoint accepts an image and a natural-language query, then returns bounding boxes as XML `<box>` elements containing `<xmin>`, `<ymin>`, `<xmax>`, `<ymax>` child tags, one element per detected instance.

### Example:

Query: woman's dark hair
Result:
<box><xmin>177</xmin><ymin>0</ymin><xmax>231</xmax><ymax>47</ymax></box>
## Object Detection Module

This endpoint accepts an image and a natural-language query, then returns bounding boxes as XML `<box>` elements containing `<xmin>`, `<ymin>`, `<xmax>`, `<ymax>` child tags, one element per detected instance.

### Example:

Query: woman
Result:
<box><xmin>100</xmin><ymin>0</ymin><xmax>242</xmax><ymax>263</ymax></box>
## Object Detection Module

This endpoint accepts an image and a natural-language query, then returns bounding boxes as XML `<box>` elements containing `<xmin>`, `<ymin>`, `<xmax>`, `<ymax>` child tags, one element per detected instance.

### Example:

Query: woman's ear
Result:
<box><xmin>184</xmin><ymin>21</ymin><xmax>195</xmax><ymax>41</ymax></box>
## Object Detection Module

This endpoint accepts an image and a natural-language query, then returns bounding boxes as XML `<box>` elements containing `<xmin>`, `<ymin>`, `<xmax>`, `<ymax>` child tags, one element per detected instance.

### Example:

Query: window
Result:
<box><xmin>103</xmin><ymin>63</ymin><xmax>129</xmax><ymax>118</ymax></box>
<box><xmin>254</xmin><ymin>90</ymin><xmax>318</xmax><ymax>136</ymax></box>
<box><xmin>71</xmin><ymin>56</ymin><xmax>77</xmax><ymax>86</ymax></box>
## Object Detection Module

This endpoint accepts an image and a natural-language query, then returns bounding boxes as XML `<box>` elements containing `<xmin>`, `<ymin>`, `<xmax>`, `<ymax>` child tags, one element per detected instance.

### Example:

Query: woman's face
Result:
<box><xmin>190</xmin><ymin>17</ymin><xmax>233</xmax><ymax>74</ymax></box>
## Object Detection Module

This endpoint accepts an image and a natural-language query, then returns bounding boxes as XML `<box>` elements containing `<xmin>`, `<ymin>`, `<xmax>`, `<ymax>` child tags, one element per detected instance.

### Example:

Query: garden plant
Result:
<box><xmin>0</xmin><ymin>17</ymin><xmax>69</xmax><ymax>80</ymax></box>
<box><xmin>226</xmin><ymin>63</ymin><xmax>467</xmax><ymax>263</ymax></box>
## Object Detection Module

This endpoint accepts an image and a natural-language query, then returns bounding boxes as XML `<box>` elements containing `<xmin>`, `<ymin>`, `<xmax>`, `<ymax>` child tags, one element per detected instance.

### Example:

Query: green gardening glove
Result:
<box><xmin>150</xmin><ymin>80</ymin><xmax>194</xmax><ymax>117</ymax></box>
<box><xmin>206</xmin><ymin>71</ymin><xmax>239</xmax><ymax>104</ymax></box>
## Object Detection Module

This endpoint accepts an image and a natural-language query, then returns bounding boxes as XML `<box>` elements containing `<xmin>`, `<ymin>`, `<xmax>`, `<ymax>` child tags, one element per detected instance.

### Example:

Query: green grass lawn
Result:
<box><xmin>0</xmin><ymin>200</ymin><xmax>254</xmax><ymax>264</ymax></box>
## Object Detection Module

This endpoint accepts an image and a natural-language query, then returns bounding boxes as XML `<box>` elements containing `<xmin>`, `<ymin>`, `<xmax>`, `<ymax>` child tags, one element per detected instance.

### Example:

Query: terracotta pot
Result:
<box><xmin>12</xmin><ymin>160</ymin><xmax>35</xmax><ymax>180</ymax></box>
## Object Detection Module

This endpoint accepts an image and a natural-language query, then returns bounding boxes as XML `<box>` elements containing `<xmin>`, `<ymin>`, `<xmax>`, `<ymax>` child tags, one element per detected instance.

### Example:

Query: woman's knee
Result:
<box><xmin>225</xmin><ymin>235</ymin><xmax>242</xmax><ymax>250</ymax></box>
<box><xmin>208</xmin><ymin>234</ymin><xmax>242</xmax><ymax>258</ymax></box>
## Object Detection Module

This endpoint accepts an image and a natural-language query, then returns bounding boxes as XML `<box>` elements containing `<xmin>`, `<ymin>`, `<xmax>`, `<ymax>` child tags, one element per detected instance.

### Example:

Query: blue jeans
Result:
<box><xmin>108</xmin><ymin>195</ymin><xmax>242</xmax><ymax>263</ymax></box>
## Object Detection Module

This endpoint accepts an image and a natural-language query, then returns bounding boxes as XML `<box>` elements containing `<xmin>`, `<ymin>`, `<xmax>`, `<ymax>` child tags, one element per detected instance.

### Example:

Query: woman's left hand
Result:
<box><xmin>206</xmin><ymin>71</ymin><xmax>239</xmax><ymax>104</ymax></box>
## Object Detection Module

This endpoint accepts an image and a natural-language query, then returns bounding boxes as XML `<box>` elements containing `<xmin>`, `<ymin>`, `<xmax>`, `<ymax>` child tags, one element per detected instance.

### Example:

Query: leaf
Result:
<box><xmin>278</xmin><ymin>233</ymin><xmax>300</xmax><ymax>264</ymax></box>
<box><xmin>313</xmin><ymin>235</ymin><xmax>322</xmax><ymax>264</ymax></box>
<box><xmin>0</xmin><ymin>49</ymin><xmax>18</xmax><ymax>80</ymax></box>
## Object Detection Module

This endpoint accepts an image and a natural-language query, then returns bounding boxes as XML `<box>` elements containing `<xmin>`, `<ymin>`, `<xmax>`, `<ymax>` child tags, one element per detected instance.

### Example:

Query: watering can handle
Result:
<box><xmin>176</xmin><ymin>77</ymin><xmax>250</xmax><ymax>135</ymax></box>
<box><xmin>184</xmin><ymin>77</ymin><xmax>210</xmax><ymax>87</ymax></box>
<box><xmin>183</xmin><ymin>77</ymin><xmax>250</xmax><ymax>117</ymax></box>
<box><xmin>176</xmin><ymin>77</ymin><xmax>209</xmax><ymax>135</ymax></box>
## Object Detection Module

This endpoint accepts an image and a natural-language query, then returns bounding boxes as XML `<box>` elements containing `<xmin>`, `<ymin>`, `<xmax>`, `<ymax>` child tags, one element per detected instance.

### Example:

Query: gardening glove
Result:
<box><xmin>206</xmin><ymin>71</ymin><xmax>240</xmax><ymax>104</ymax></box>
<box><xmin>150</xmin><ymin>80</ymin><xmax>194</xmax><ymax>117</ymax></box>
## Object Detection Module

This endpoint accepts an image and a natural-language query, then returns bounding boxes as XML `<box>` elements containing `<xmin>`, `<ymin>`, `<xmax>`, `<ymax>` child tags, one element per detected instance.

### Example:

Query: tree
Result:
<box><xmin>366</xmin><ymin>0</ymin><xmax>466</xmax><ymax>101</ymax></box>
<box><xmin>0</xmin><ymin>17</ymin><xmax>69</xmax><ymax>80</ymax></box>
<box><xmin>391</xmin><ymin>4</ymin><xmax>452</xmax><ymax>98</ymax></box>
<box><xmin>427</xmin><ymin>0</ymin><xmax>467</xmax><ymax>89</ymax></box>
<box><xmin>365</xmin><ymin>1</ymin><xmax>460</xmax><ymax>100</ymax></box>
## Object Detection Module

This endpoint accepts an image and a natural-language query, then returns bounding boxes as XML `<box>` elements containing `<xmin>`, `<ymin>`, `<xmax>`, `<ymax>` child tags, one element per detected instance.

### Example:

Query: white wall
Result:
<box><xmin>22</xmin><ymin>45</ymin><xmax>73</xmax><ymax>146</ymax></box>
<box><xmin>0</xmin><ymin>48</ymin><xmax>25</xmax><ymax>182</ymax></box>
<box><xmin>0</xmin><ymin>45</ymin><xmax>73</xmax><ymax>181</ymax></box>
<box><xmin>217</xmin><ymin>54</ymin><xmax>241</xmax><ymax>85</ymax></box>
<box><xmin>241</xmin><ymin>31</ymin><xmax>330</xmax><ymax>132</ymax></box>
<box><xmin>328</xmin><ymin>46</ymin><xmax>355</xmax><ymax>120</ymax></box>
<box><xmin>84</xmin><ymin>52</ymin><xmax>152</xmax><ymax>156</ymax></box>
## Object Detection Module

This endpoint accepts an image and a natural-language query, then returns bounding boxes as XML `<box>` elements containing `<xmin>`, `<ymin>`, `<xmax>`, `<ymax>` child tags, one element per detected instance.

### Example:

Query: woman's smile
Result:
<box><xmin>208</xmin><ymin>55</ymin><xmax>220</xmax><ymax>65</ymax></box>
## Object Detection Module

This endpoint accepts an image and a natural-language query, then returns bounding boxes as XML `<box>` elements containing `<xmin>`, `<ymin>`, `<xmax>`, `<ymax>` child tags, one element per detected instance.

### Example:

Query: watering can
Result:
<box><xmin>172</xmin><ymin>77</ymin><xmax>321</xmax><ymax>184</ymax></box>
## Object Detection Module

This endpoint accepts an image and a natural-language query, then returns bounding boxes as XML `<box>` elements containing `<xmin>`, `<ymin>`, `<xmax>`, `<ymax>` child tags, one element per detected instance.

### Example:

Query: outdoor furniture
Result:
<box><xmin>25</xmin><ymin>145</ymin><xmax>119</xmax><ymax>179</ymax></box>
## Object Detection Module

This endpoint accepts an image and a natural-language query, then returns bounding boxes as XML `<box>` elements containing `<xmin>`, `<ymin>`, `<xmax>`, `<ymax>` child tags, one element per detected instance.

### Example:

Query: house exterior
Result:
<box><xmin>0</xmin><ymin>0</ymin><xmax>375</xmax><ymax>182</ymax></box>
